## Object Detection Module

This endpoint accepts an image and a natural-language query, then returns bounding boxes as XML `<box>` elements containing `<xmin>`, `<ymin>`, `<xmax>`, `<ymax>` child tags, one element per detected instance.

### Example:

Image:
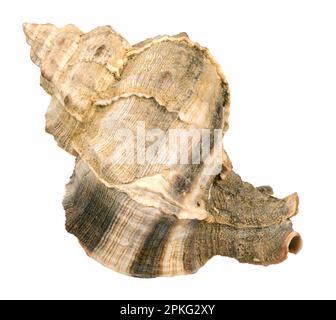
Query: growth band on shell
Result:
<box><xmin>23</xmin><ymin>23</ymin><xmax>302</xmax><ymax>277</ymax></box>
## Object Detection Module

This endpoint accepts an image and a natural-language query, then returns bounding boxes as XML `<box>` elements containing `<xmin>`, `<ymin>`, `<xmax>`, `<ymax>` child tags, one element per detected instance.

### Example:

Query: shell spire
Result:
<box><xmin>24</xmin><ymin>23</ymin><xmax>302</xmax><ymax>277</ymax></box>
<box><xmin>24</xmin><ymin>23</ymin><xmax>63</xmax><ymax>67</ymax></box>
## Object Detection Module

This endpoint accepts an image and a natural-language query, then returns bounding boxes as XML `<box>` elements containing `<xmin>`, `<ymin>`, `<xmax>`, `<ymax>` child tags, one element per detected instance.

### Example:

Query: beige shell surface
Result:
<box><xmin>25</xmin><ymin>23</ymin><xmax>129</xmax><ymax>154</ymax></box>
<box><xmin>24</xmin><ymin>23</ymin><xmax>302</xmax><ymax>277</ymax></box>
<box><xmin>72</xmin><ymin>33</ymin><xmax>230</xmax><ymax>201</ymax></box>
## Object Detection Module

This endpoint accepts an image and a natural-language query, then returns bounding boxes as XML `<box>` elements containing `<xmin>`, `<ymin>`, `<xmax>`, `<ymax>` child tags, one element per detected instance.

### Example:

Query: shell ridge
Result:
<box><xmin>95</xmin><ymin>94</ymin><xmax>203</xmax><ymax>128</ymax></box>
<box><xmin>127</xmin><ymin>34</ymin><xmax>230</xmax><ymax>131</ymax></box>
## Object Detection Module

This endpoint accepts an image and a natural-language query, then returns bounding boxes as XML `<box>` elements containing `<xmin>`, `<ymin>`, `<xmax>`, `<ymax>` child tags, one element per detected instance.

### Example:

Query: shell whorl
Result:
<box><xmin>64</xmin><ymin>160</ymin><xmax>299</xmax><ymax>277</ymax></box>
<box><xmin>24</xmin><ymin>23</ymin><xmax>301</xmax><ymax>277</ymax></box>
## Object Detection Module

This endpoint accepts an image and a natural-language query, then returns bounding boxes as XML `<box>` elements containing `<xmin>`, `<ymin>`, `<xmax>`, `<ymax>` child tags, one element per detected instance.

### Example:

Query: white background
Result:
<box><xmin>0</xmin><ymin>0</ymin><xmax>335</xmax><ymax>300</ymax></box>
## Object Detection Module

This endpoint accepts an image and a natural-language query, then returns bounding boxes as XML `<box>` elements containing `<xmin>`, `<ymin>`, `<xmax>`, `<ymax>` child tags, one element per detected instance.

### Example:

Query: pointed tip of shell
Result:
<box><xmin>283</xmin><ymin>192</ymin><xmax>299</xmax><ymax>218</ymax></box>
<box><xmin>23</xmin><ymin>22</ymin><xmax>38</xmax><ymax>44</ymax></box>
<box><xmin>23</xmin><ymin>22</ymin><xmax>57</xmax><ymax>46</ymax></box>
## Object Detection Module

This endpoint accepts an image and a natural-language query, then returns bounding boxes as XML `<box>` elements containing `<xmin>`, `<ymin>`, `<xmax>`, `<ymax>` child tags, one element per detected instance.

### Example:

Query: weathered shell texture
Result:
<box><xmin>24</xmin><ymin>23</ymin><xmax>302</xmax><ymax>277</ymax></box>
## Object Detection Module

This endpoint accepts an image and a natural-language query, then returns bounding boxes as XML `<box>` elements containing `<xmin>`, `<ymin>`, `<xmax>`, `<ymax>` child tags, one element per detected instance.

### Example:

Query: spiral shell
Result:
<box><xmin>24</xmin><ymin>23</ymin><xmax>302</xmax><ymax>277</ymax></box>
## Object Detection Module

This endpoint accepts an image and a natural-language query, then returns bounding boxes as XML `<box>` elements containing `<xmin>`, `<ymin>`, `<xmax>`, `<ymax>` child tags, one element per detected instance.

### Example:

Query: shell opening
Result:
<box><xmin>287</xmin><ymin>232</ymin><xmax>302</xmax><ymax>254</ymax></box>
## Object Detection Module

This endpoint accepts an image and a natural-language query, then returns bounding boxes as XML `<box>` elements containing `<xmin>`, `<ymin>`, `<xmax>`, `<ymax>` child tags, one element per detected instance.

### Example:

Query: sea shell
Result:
<box><xmin>24</xmin><ymin>23</ymin><xmax>302</xmax><ymax>277</ymax></box>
